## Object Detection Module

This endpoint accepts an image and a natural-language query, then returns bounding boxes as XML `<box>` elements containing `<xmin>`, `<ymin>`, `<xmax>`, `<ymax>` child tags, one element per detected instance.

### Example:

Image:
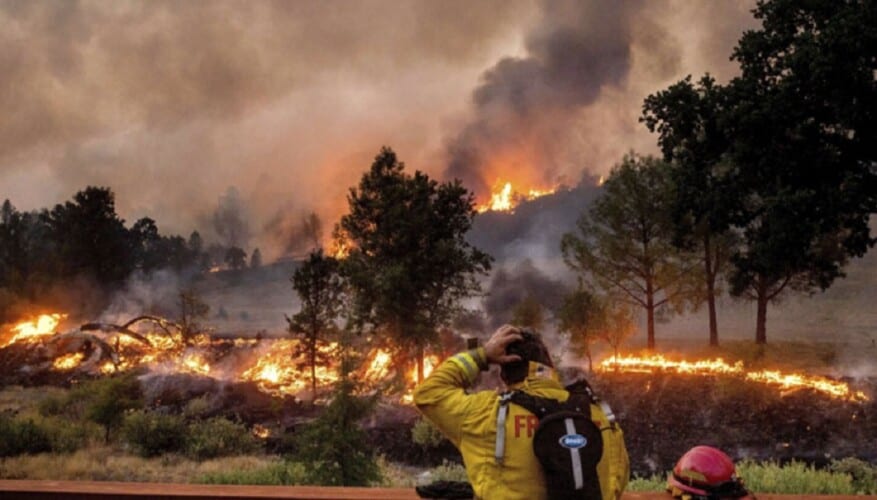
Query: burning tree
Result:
<box><xmin>561</xmin><ymin>154</ymin><xmax>700</xmax><ymax>349</ymax></box>
<box><xmin>336</xmin><ymin>147</ymin><xmax>492</xmax><ymax>381</ymax></box>
<box><xmin>287</xmin><ymin>249</ymin><xmax>343</xmax><ymax>401</ymax></box>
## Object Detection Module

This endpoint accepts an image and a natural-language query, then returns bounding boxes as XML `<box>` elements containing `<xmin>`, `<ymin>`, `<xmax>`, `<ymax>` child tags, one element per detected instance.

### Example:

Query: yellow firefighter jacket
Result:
<box><xmin>414</xmin><ymin>348</ymin><xmax>628</xmax><ymax>500</ymax></box>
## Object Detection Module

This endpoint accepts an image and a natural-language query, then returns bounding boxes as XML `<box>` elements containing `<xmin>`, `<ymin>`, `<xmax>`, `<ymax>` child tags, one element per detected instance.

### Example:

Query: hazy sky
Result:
<box><xmin>0</xmin><ymin>0</ymin><xmax>757</xmax><ymax>258</ymax></box>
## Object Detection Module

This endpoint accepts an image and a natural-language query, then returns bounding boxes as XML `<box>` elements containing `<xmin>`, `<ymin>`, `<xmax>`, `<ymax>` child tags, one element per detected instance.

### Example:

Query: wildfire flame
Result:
<box><xmin>180</xmin><ymin>353</ymin><xmax>211</xmax><ymax>375</ymax></box>
<box><xmin>476</xmin><ymin>181</ymin><xmax>557</xmax><ymax>213</ymax></box>
<box><xmin>4</xmin><ymin>313</ymin><xmax>66</xmax><ymax>347</ymax></box>
<box><xmin>52</xmin><ymin>352</ymin><xmax>84</xmax><ymax>371</ymax></box>
<box><xmin>4</xmin><ymin>311</ymin><xmax>442</xmax><ymax>402</ymax></box>
<box><xmin>252</xmin><ymin>424</ymin><xmax>270</xmax><ymax>439</ymax></box>
<box><xmin>599</xmin><ymin>354</ymin><xmax>868</xmax><ymax>402</ymax></box>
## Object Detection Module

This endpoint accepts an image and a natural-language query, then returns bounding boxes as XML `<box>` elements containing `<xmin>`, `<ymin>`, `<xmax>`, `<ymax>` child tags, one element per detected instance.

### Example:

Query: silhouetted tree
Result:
<box><xmin>642</xmin><ymin>75</ymin><xmax>737</xmax><ymax>346</ymax></box>
<box><xmin>337</xmin><ymin>147</ymin><xmax>492</xmax><ymax>381</ymax></box>
<box><xmin>723</xmin><ymin>0</ymin><xmax>876</xmax><ymax>343</ymax></box>
<box><xmin>287</xmin><ymin>249</ymin><xmax>343</xmax><ymax>400</ymax></box>
<box><xmin>47</xmin><ymin>187</ymin><xmax>134</xmax><ymax>286</ymax></box>
<box><xmin>562</xmin><ymin>154</ymin><xmax>700</xmax><ymax>349</ymax></box>
<box><xmin>250</xmin><ymin>248</ymin><xmax>262</xmax><ymax>269</ymax></box>
<box><xmin>212</xmin><ymin>187</ymin><xmax>251</xmax><ymax>249</ymax></box>
<box><xmin>178</xmin><ymin>288</ymin><xmax>209</xmax><ymax>345</ymax></box>
<box><xmin>557</xmin><ymin>287</ymin><xmax>602</xmax><ymax>372</ymax></box>
<box><xmin>224</xmin><ymin>246</ymin><xmax>247</xmax><ymax>271</ymax></box>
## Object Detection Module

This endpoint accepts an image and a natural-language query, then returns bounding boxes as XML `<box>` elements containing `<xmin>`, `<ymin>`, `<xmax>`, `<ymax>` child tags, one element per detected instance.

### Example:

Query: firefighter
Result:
<box><xmin>667</xmin><ymin>446</ymin><xmax>755</xmax><ymax>500</ymax></box>
<box><xmin>413</xmin><ymin>325</ymin><xmax>625</xmax><ymax>500</ymax></box>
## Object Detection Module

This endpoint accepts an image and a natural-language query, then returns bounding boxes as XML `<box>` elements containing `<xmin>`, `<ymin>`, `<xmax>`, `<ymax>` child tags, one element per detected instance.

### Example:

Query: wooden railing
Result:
<box><xmin>0</xmin><ymin>481</ymin><xmax>874</xmax><ymax>500</ymax></box>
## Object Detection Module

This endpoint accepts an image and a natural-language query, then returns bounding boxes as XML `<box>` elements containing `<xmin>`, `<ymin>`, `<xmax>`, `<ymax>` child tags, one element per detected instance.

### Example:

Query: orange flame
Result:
<box><xmin>4</xmin><ymin>313</ymin><xmax>66</xmax><ymax>347</ymax></box>
<box><xmin>476</xmin><ymin>181</ymin><xmax>557</xmax><ymax>213</ymax></box>
<box><xmin>53</xmin><ymin>352</ymin><xmax>84</xmax><ymax>371</ymax></box>
<box><xmin>252</xmin><ymin>424</ymin><xmax>270</xmax><ymax>439</ymax></box>
<box><xmin>180</xmin><ymin>353</ymin><xmax>211</xmax><ymax>375</ymax></box>
<box><xmin>599</xmin><ymin>354</ymin><xmax>868</xmax><ymax>402</ymax></box>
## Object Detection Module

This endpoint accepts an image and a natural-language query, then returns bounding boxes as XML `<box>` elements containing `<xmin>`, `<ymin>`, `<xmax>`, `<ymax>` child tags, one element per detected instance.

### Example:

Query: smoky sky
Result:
<box><xmin>0</xmin><ymin>0</ymin><xmax>757</xmax><ymax>260</ymax></box>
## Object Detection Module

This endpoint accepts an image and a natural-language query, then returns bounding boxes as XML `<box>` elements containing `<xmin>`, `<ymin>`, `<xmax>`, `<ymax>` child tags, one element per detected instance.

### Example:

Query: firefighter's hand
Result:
<box><xmin>484</xmin><ymin>324</ymin><xmax>522</xmax><ymax>365</ymax></box>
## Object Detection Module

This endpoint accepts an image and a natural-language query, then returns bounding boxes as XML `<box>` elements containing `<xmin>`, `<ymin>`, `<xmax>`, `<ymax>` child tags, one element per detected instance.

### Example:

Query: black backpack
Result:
<box><xmin>497</xmin><ymin>381</ymin><xmax>607</xmax><ymax>500</ymax></box>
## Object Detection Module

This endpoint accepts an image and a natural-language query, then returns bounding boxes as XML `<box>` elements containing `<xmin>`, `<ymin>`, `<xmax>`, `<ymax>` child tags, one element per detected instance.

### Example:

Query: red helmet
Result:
<box><xmin>667</xmin><ymin>446</ymin><xmax>752</xmax><ymax>499</ymax></box>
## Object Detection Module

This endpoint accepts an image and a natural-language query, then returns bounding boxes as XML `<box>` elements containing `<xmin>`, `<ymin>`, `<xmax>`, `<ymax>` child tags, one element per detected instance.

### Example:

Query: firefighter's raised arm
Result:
<box><xmin>412</xmin><ymin>325</ymin><xmax>522</xmax><ymax>445</ymax></box>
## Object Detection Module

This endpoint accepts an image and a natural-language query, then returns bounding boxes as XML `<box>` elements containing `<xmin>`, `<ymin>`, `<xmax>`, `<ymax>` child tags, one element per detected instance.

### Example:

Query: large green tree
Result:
<box><xmin>337</xmin><ymin>147</ymin><xmax>492</xmax><ymax>380</ymax></box>
<box><xmin>720</xmin><ymin>0</ymin><xmax>877</xmax><ymax>343</ymax></box>
<box><xmin>642</xmin><ymin>75</ymin><xmax>737</xmax><ymax>346</ymax></box>
<box><xmin>288</xmin><ymin>249</ymin><xmax>343</xmax><ymax>400</ymax></box>
<box><xmin>561</xmin><ymin>154</ymin><xmax>700</xmax><ymax>349</ymax></box>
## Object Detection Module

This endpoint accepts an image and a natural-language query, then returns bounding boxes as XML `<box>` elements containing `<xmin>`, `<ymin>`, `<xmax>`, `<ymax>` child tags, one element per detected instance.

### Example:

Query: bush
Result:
<box><xmin>85</xmin><ymin>374</ymin><xmax>144</xmax><ymax>443</ymax></box>
<box><xmin>185</xmin><ymin>417</ymin><xmax>261</xmax><ymax>460</ymax></box>
<box><xmin>737</xmin><ymin>460</ymin><xmax>855</xmax><ymax>494</ymax></box>
<box><xmin>39</xmin><ymin>415</ymin><xmax>99</xmax><ymax>453</ymax></box>
<box><xmin>0</xmin><ymin>415</ymin><xmax>52</xmax><ymax>457</ymax></box>
<box><xmin>831</xmin><ymin>458</ymin><xmax>877</xmax><ymax>494</ymax></box>
<box><xmin>291</xmin><ymin>374</ymin><xmax>381</xmax><ymax>486</ymax></box>
<box><xmin>198</xmin><ymin>461</ymin><xmax>307</xmax><ymax>485</ymax></box>
<box><xmin>37</xmin><ymin>395</ymin><xmax>68</xmax><ymax>417</ymax></box>
<box><xmin>122</xmin><ymin>410</ymin><xmax>187</xmax><ymax>457</ymax></box>
<box><xmin>411</xmin><ymin>418</ymin><xmax>446</xmax><ymax>449</ymax></box>
<box><xmin>626</xmin><ymin>474</ymin><xmax>666</xmax><ymax>492</ymax></box>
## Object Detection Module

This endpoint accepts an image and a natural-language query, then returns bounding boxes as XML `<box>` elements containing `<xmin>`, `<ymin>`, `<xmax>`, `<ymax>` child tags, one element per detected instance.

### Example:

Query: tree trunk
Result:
<box><xmin>704</xmin><ymin>234</ymin><xmax>719</xmax><ymax>346</ymax></box>
<box><xmin>416</xmin><ymin>343</ymin><xmax>424</xmax><ymax>383</ymax></box>
<box><xmin>646</xmin><ymin>280</ymin><xmax>656</xmax><ymax>350</ymax></box>
<box><xmin>755</xmin><ymin>279</ymin><xmax>768</xmax><ymax>344</ymax></box>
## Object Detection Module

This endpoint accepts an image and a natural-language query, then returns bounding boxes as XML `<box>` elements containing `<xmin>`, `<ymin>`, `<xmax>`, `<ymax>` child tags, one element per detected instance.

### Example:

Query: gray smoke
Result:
<box><xmin>445</xmin><ymin>0</ymin><xmax>645</xmax><ymax>194</ymax></box>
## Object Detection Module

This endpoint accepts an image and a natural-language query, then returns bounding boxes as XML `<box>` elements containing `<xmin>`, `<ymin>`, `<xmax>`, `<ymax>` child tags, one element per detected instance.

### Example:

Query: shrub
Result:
<box><xmin>198</xmin><ymin>461</ymin><xmax>307</xmax><ymax>485</ymax></box>
<box><xmin>85</xmin><ymin>374</ymin><xmax>144</xmax><ymax>443</ymax></box>
<box><xmin>38</xmin><ymin>415</ymin><xmax>99</xmax><ymax>453</ymax></box>
<box><xmin>290</xmin><ymin>356</ymin><xmax>381</xmax><ymax>486</ymax></box>
<box><xmin>182</xmin><ymin>395</ymin><xmax>211</xmax><ymax>419</ymax></box>
<box><xmin>736</xmin><ymin>460</ymin><xmax>854</xmax><ymax>495</ymax></box>
<box><xmin>831</xmin><ymin>458</ymin><xmax>877</xmax><ymax>494</ymax></box>
<box><xmin>122</xmin><ymin>410</ymin><xmax>187</xmax><ymax>457</ymax></box>
<box><xmin>37</xmin><ymin>395</ymin><xmax>67</xmax><ymax>417</ymax></box>
<box><xmin>626</xmin><ymin>474</ymin><xmax>667</xmax><ymax>492</ymax></box>
<box><xmin>185</xmin><ymin>417</ymin><xmax>261</xmax><ymax>460</ymax></box>
<box><xmin>411</xmin><ymin>418</ymin><xmax>446</xmax><ymax>449</ymax></box>
<box><xmin>0</xmin><ymin>415</ymin><xmax>52</xmax><ymax>457</ymax></box>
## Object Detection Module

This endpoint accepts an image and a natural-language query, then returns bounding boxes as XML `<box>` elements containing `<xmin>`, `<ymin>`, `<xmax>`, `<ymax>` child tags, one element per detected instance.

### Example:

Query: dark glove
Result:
<box><xmin>415</xmin><ymin>480</ymin><xmax>475</xmax><ymax>499</ymax></box>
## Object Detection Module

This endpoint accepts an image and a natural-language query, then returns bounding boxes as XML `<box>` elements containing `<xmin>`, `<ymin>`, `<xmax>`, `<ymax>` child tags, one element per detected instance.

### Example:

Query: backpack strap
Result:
<box><xmin>494</xmin><ymin>392</ymin><xmax>513</xmax><ymax>464</ymax></box>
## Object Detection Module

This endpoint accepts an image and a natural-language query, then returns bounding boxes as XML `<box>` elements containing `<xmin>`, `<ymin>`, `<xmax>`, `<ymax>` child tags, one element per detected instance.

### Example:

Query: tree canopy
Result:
<box><xmin>288</xmin><ymin>249</ymin><xmax>343</xmax><ymax>400</ymax></box>
<box><xmin>642</xmin><ymin>75</ymin><xmax>736</xmax><ymax>346</ymax></box>
<box><xmin>336</xmin><ymin>147</ymin><xmax>492</xmax><ymax>379</ymax></box>
<box><xmin>561</xmin><ymin>154</ymin><xmax>700</xmax><ymax>349</ymax></box>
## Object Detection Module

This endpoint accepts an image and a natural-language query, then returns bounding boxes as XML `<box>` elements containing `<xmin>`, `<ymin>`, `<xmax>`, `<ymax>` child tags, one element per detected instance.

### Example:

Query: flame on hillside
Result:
<box><xmin>4</xmin><ymin>313</ymin><xmax>67</xmax><ymax>347</ymax></box>
<box><xmin>599</xmin><ymin>354</ymin><xmax>868</xmax><ymax>402</ymax></box>
<box><xmin>2</xmin><ymin>312</ymin><xmax>440</xmax><ymax>402</ymax></box>
<box><xmin>476</xmin><ymin>181</ymin><xmax>557</xmax><ymax>213</ymax></box>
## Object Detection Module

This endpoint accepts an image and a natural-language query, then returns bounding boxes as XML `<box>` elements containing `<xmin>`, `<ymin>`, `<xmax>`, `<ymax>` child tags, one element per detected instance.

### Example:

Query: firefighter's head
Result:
<box><xmin>500</xmin><ymin>329</ymin><xmax>554</xmax><ymax>385</ymax></box>
<box><xmin>667</xmin><ymin>446</ymin><xmax>753</xmax><ymax>499</ymax></box>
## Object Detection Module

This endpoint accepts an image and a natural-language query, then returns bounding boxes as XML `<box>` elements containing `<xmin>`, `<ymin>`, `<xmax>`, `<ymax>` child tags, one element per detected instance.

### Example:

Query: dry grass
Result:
<box><xmin>0</xmin><ymin>385</ymin><xmax>66</xmax><ymax>415</ymax></box>
<box><xmin>0</xmin><ymin>446</ymin><xmax>279</xmax><ymax>483</ymax></box>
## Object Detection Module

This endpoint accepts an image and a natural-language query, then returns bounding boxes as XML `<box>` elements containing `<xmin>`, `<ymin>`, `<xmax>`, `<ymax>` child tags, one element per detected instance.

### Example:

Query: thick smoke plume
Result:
<box><xmin>0</xmin><ymin>0</ymin><xmax>757</xmax><ymax>259</ymax></box>
<box><xmin>445</xmin><ymin>0</ymin><xmax>641</xmax><ymax>195</ymax></box>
